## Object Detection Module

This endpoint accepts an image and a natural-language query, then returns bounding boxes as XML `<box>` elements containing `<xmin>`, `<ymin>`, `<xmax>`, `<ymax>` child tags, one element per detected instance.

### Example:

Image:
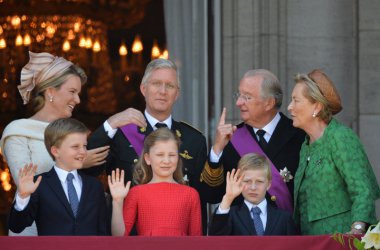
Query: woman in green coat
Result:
<box><xmin>288</xmin><ymin>69</ymin><xmax>380</xmax><ymax>235</ymax></box>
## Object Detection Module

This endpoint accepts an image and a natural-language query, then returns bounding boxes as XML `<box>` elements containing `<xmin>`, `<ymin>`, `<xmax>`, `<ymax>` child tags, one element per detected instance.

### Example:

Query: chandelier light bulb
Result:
<box><xmin>11</xmin><ymin>16</ymin><xmax>21</xmax><ymax>27</ymax></box>
<box><xmin>151</xmin><ymin>40</ymin><xmax>160</xmax><ymax>58</ymax></box>
<box><xmin>23</xmin><ymin>34</ymin><xmax>31</xmax><ymax>46</ymax></box>
<box><xmin>159</xmin><ymin>49</ymin><xmax>169</xmax><ymax>59</ymax></box>
<box><xmin>132</xmin><ymin>35</ymin><xmax>143</xmax><ymax>53</ymax></box>
<box><xmin>79</xmin><ymin>36</ymin><xmax>86</xmax><ymax>47</ymax></box>
<box><xmin>119</xmin><ymin>44</ymin><xmax>127</xmax><ymax>56</ymax></box>
<box><xmin>67</xmin><ymin>29</ymin><xmax>75</xmax><ymax>40</ymax></box>
<box><xmin>15</xmin><ymin>34</ymin><xmax>23</xmax><ymax>46</ymax></box>
<box><xmin>0</xmin><ymin>38</ymin><xmax>6</xmax><ymax>49</ymax></box>
<box><xmin>85</xmin><ymin>37</ymin><xmax>92</xmax><ymax>49</ymax></box>
<box><xmin>74</xmin><ymin>22</ymin><xmax>81</xmax><ymax>32</ymax></box>
<box><xmin>62</xmin><ymin>40</ymin><xmax>70</xmax><ymax>51</ymax></box>
<box><xmin>93</xmin><ymin>40</ymin><xmax>101</xmax><ymax>52</ymax></box>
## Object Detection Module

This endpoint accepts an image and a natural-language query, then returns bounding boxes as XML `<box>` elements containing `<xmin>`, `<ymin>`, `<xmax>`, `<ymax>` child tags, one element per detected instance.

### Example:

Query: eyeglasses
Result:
<box><xmin>149</xmin><ymin>81</ymin><xmax>178</xmax><ymax>91</ymax></box>
<box><xmin>233</xmin><ymin>92</ymin><xmax>255</xmax><ymax>103</ymax></box>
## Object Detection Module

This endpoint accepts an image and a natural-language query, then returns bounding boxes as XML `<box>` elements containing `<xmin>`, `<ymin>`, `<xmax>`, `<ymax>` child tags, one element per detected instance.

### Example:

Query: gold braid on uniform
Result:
<box><xmin>200</xmin><ymin>162</ymin><xmax>224</xmax><ymax>187</ymax></box>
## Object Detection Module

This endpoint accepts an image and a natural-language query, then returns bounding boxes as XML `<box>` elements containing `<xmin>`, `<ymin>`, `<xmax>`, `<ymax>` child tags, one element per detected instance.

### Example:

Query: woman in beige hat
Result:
<box><xmin>288</xmin><ymin>69</ymin><xmax>380</xmax><ymax>235</ymax></box>
<box><xmin>0</xmin><ymin>51</ymin><xmax>109</xmax><ymax>235</ymax></box>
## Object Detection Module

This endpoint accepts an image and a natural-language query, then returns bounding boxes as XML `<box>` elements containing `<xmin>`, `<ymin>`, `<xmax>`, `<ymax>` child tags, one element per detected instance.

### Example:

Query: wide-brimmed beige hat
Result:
<box><xmin>308</xmin><ymin>69</ymin><xmax>342</xmax><ymax>115</ymax></box>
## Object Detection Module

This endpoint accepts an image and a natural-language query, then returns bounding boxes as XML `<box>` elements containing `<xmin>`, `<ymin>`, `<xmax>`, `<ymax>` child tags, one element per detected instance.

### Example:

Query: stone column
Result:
<box><xmin>287</xmin><ymin>0</ymin><xmax>357</xmax><ymax>127</ymax></box>
<box><xmin>358</xmin><ymin>0</ymin><xmax>380</xmax><ymax>218</ymax></box>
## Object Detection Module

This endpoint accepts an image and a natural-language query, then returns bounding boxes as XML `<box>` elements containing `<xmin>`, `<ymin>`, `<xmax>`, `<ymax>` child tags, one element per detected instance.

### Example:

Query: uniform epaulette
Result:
<box><xmin>200</xmin><ymin>163</ymin><xmax>224</xmax><ymax>187</ymax></box>
<box><xmin>179</xmin><ymin>121</ymin><xmax>203</xmax><ymax>134</ymax></box>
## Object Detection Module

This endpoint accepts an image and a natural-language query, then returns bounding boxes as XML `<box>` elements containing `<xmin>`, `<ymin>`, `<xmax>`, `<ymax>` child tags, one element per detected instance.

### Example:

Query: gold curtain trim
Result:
<box><xmin>200</xmin><ymin>162</ymin><xmax>224</xmax><ymax>187</ymax></box>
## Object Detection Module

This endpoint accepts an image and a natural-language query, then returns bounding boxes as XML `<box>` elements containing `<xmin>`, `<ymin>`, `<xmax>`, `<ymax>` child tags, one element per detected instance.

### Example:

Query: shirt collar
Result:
<box><xmin>244</xmin><ymin>198</ymin><xmax>268</xmax><ymax>216</ymax></box>
<box><xmin>253</xmin><ymin>112</ymin><xmax>281</xmax><ymax>137</ymax></box>
<box><xmin>144</xmin><ymin>110</ymin><xmax>172</xmax><ymax>129</ymax></box>
<box><xmin>54</xmin><ymin>165</ymin><xmax>80</xmax><ymax>182</ymax></box>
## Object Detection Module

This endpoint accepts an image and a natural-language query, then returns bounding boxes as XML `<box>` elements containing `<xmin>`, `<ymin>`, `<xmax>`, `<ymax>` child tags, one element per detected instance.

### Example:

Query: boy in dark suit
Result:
<box><xmin>9</xmin><ymin>118</ymin><xmax>107</xmax><ymax>235</ymax></box>
<box><xmin>209</xmin><ymin>153</ymin><xmax>296</xmax><ymax>236</ymax></box>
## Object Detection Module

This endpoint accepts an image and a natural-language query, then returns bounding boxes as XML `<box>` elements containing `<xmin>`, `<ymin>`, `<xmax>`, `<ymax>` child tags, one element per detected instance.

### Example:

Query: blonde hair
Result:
<box><xmin>237</xmin><ymin>153</ymin><xmax>272</xmax><ymax>181</ymax></box>
<box><xmin>32</xmin><ymin>65</ymin><xmax>87</xmax><ymax>112</ymax></box>
<box><xmin>44</xmin><ymin>118</ymin><xmax>89</xmax><ymax>160</ymax></box>
<box><xmin>133</xmin><ymin>128</ymin><xmax>184</xmax><ymax>184</ymax></box>
<box><xmin>294</xmin><ymin>73</ymin><xmax>332</xmax><ymax>123</ymax></box>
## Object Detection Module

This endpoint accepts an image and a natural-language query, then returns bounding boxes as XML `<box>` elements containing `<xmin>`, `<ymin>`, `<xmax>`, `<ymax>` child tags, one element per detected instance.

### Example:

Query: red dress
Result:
<box><xmin>123</xmin><ymin>182</ymin><xmax>202</xmax><ymax>236</ymax></box>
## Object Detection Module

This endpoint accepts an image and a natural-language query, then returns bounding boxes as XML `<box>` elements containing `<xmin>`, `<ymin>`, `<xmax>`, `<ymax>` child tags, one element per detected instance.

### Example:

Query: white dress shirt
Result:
<box><xmin>144</xmin><ymin>110</ymin><xmax>172</xmax><ymax>130</ymax></box>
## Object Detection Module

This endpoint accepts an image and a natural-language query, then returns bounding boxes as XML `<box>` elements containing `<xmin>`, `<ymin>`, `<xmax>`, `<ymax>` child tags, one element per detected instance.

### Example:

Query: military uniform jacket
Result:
<box><xmin>202</xmin><ymin>113</ymin><xmax>305</xmax><ymax>204</ymax></box>
<box><xmin>85</xmin><ymin>119</ymin><xmax>207</xmax><ymax>193</ymax></box>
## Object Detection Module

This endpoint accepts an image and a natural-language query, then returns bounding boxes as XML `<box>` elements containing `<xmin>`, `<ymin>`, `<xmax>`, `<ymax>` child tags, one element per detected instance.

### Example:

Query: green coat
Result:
<box><xmin>294</xmin><ymin>118</ymin><xmax>380</xmax><ymax>235</ymax></box>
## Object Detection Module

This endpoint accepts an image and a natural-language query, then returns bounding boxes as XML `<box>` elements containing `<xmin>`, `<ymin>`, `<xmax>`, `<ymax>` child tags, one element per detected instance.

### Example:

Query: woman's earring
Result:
<box><xmin>312</xmin><ymin>112</ymin><xmax>316</xmax><ymax>118</ymax></box>
<box><xmin>49</xmin><ymin>96</ymin><xmax>54</xmax><ymax>102</ymax></box>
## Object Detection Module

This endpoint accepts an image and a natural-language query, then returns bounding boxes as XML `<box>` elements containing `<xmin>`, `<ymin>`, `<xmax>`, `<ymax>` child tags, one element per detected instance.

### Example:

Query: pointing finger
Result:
<box><xmin>218</xmin><ymin>107</ymin><xmax>226</xmax><ymax>126</ymax></box>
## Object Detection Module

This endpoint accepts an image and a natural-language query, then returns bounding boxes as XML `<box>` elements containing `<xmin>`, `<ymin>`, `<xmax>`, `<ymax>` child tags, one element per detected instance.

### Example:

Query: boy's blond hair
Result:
<box><xmin>44</xmin><ymin>118</ymin><xmax>89</xmax><ymax>160</ymax></box>
<box><xmin>237</xmin><ymin>153</ymin><xmax>272</xmax><ymax>181</ymax></box>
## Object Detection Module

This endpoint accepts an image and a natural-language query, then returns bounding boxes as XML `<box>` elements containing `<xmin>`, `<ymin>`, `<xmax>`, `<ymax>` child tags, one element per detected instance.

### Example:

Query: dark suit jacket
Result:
<box><xmin>203</xmin><ymin>113</ymin><xmax>305</xmax><ymax>204</ymax></box>
<box><xmin>9</xmin><ymin>168</ymin><xmax>107</xmax><ymax>236</ymax></box>
<box><xmin>209</xmin><ymin>202</ymin><xmax>297</xmax><ymax>236</ymax></box>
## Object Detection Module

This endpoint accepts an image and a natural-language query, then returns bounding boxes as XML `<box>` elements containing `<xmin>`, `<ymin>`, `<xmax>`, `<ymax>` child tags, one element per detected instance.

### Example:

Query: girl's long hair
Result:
<box><xmin>133</xmin><ymin>128</ymin><xmax>185</xmax><ymax>185</ymax></box>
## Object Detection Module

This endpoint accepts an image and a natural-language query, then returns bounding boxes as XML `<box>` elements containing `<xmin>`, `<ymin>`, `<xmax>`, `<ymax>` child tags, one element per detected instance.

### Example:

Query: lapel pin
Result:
<box><xmin>176</xmin><ymin>130</ymin><xmax>181</xmax><ymax>138</ymax></box>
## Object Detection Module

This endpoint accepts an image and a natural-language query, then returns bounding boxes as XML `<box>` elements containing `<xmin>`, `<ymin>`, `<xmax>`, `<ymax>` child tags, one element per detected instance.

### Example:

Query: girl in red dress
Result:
<box><xmin>108</xmin><ymin>128</ymin><xmax>202</xmax><ymax>236</ymax></box>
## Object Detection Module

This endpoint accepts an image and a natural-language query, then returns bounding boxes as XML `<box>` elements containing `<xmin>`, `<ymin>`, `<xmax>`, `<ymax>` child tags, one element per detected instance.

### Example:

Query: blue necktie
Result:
<box><xmin>67</xmin><ymin>173</ymin><xmax>79</xmax><ymax>217</ymax></box>
<box><xmin>251</xmin><ymin>207</ymin><xmax>264</xmax><ymax>236</ymax></box>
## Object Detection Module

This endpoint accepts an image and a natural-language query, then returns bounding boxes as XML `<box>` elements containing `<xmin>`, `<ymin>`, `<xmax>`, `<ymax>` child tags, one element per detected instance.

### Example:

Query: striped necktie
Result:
<box><xmin>251</xmin><ymin>206</ymin><xmax>264</xmax><ymax>236</ymax></box>
<box><xmin>67</xmin><ymin>173</ymin><xmax>79</xmax><ymax>217</ymax></box>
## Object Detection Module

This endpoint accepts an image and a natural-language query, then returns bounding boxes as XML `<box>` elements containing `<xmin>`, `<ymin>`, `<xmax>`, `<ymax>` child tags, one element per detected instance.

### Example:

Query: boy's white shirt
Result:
<box><xmin>217</xmin><ymin>198</ymin><xmax>268</xmax><ymax>230</ymax></box>
<box><xmin>14</xmin><ymin>166</ymin><xmax>82</xmax><ymax>211</ymax></box>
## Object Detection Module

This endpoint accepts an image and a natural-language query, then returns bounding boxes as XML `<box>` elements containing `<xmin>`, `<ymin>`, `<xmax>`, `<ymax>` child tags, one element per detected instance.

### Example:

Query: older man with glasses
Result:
<box><xmin>201</xmin><ymin>69</ymin><xmax>305</xmax><ymax>216</ymax></box>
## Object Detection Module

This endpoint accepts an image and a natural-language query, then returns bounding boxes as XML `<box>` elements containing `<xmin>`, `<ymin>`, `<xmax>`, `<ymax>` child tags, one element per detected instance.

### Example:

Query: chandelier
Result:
<box><xmin>0</xmin><ymin>0</ymin><xmax>165</xmax><ymax>212</ymax></box>
<box><xmin>0</xmin><ymin>0</ymin><xmax>150</xmax><ymax>114</ymax></box>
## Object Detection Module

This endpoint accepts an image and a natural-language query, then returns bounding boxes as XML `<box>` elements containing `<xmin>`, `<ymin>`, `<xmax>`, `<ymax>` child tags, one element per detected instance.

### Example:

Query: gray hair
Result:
<box><xmin>243</xmin><ymin>69</ymin><xmax>283</xmax><ymax>109</ymax></box>
<box><xmin>141</xmin><ymin>58</ymin><xmax>180</xmax><ymax>87</ymax></box>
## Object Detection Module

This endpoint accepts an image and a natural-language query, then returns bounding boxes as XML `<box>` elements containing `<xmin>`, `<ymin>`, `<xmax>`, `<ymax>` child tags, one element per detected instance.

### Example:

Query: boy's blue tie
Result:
<box><xmin>251</xmin><ymin>207</ymin><xmax>264</xmax><ymax>236</ymax></box>
<box><xmin>67</xmin><ymin>173</ymin><xmax>79</xmax><ymax>217</ymax></box>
